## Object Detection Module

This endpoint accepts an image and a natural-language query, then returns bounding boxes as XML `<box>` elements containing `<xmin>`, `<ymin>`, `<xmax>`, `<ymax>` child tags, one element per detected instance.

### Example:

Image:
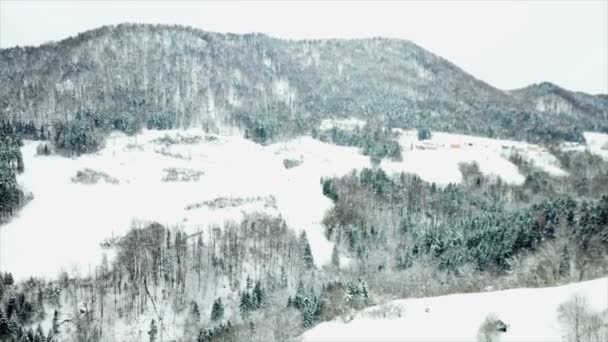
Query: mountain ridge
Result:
<box><xmin>1</xmin><ymin>23</ymin><xmax>606</xmax><ymax>142</ymax></box>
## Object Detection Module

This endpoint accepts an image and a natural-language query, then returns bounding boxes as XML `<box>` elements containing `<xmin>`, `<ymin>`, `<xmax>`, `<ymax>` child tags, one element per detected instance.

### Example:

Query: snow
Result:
<box><xmin>1</xmin><ymin>130</ymin><xmax>367</xmax><ymax>280</ymax></box>
<box><xmin>303</xmin><ymin>277</ymin><xmax>608</xmax><ymax>342</ymax></box>
<box><xmin>0</xmin><ymin>129</ymin><xmax>574</xmax><ymax>280</ymax></box>
<box><xmin>319</xmin><ymin>118</ymin><xmax>367</xmax><ymax>131</ymax></box>
<box><xmin>272</xmin><ymin>78</ymin><xmax>296</xmax><ymax>104</ymax></box>
<box><xmin>383</xmin><ymin>130</ymin><xmax>567</xmax><ymax>185</ymax></box>
<box><xmin>583</xmin><ymin>132</ymin><xmax>608</xmax><ymax>160</ymax></box>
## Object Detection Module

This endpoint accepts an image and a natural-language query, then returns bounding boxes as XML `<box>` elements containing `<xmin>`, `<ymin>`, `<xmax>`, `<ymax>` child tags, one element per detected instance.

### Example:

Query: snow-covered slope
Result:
<box><xmin>383</xmin><ymin>130</ymin><xmax>566</xmax><ymax>185</ymax></box>
<box><xmin>303</xmin><ymin>277</ymin><xmax>608</xmax><ymax>342</ymax></box>
<box><xmin>2</xmin><ymin>130</ymin><xmax>370</xmax><ymax>280</ymax></box>
<box><xmin>0</xmin><ymin>129</ymin><xmax>585</xmax><ymax>280</ymax></box>
<box><xmin>583</xmin><ymin>132</ymin><xmax>608</xmax><ymax>160</ymax></box>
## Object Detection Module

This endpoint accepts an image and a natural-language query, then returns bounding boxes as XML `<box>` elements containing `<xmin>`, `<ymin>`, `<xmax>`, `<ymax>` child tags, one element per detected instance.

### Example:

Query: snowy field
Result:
<box><xmin>385</xmin><ymin>129</ymin><xmax>568</xmax><ymax>184</ymax></box>
<box><xmin>303</xmin><ymin>277</ymin><xmax>608</xmax><ymax>342</ymax></box>
<box><xmin>2</xmin><ymin>130</ymin><xmax>369</xmax><ymax>280</ymax></box>
<box><xmin>583</xmin><ymin>132</ymin><xmax>608</xmax><ymax>160</ymax></box>
<box><xmin>1</xmin><ymin>128</ymin><xmax>605</xmax><ymax>280</ymax></box>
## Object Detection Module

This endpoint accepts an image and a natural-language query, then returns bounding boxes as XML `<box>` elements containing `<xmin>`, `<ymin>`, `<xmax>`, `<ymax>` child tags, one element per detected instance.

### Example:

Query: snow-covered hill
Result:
<box><xmin>3</xmin><ymin>129</ymin><xmax>367</xmax><ymax>280</ymax></box>
<box><xmin>303</xmin><ymin>277</ymin><xmax>608</xmax><ymax>342</ymax></box>
<box><xmin>2</xmin><ymin>129</ymin><xmax>606</xmax><ymax>280</ymax></box>
<box><xmin>2</xmin><ymin>23</ymin><xmax>584</xmax><ymax>143</ymax></box>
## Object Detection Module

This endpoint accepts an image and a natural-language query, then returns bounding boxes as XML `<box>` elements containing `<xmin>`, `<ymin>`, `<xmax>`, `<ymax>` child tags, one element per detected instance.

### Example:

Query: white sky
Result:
<box><xmin>0</xmin><ymin>0</ymin><xmax>606</xmax><ymax>94</ymax></box>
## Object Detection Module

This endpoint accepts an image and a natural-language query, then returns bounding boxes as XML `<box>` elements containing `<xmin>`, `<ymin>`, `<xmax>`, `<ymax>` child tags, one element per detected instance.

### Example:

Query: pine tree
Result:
<box><xmin>148</xmin><ymin>319</ymin><xmax>158</xmax><ymax>342</ymax></box>
<box><xmin>346</xmin><ymin>279</ymin><xmax>369</xmax><ymax>309</ymax></box>
<box><xmin>252</xmin><ymin>281</ymin><xmax>265</xmax><ymax>310</ymax></box>
<box><xmin>210</xmin><ymin>298</ymin><xmax>224</xmax><ymax>321</ymax></box>
<box><xmin>301</xmin><ymin>296</ymin><xmax>321</xmax><ymax>328</ymax></box>
<box><xmin>27</xmin><ymin>328</ymin><xmax>35</xmax><ymax>342</ymax></box>
<box><xmin>8</xmin><ymin>312</ymin><xmax>20</xmax><ymax>339</ymax></box>
<box><xmin>0</xmin><ymin>309</ymin><xmax>9</xmax><ymax>340</ymax></box>
<box><xmin>331</xmin><ymin>244</ymin><xmax>340</xmax><ymax>269</ymax></box>
<box><xmin>4</xmin><ymin>273</ymin><xmax>14</xmax><ymax>286</ymax></box>
<box><xmin>40</xmin><ymin>125</ymin><xmax>46</xmax><ymax>140</ymax></box>
<box><xmin>6</xmin><ymin>297</ymin><xmax>16</xmax><ymax>319</ymax></box>
<box><xmin>37</xmin><ymin>288</ymin><xmax>45</xmax><ymax>320</ymax></box>
<box><xmin>51</xmin><ymin>310</ymin><xmax>59</xmax><ymax>335</ymax></box>
<box><xmin>360</xmin><ymin>279</ymin><xmax>369</xmax><ymax>303</ymax></box>
<box><xmin>239</xmin><ymin>291</ymin><xmax>252</xmax><ymax>318</ymax></box>
<box><xmin>190</xmin><ymin>302</ymin><xmax>200</xmax><ymax>325</ymax></box>
<box><xmin>300</xmin><ymin>232</ymin><xmax>315</xmax><ymax>270</ymax></box>
<box><xmin>417</xmin><ymin>128</ymin><xmax>432</xmax><ymax>140</ymax></box>
<box><xmin>293</xmin><ymin>282</ymin><xmax>306</xmax><ymax>310</ymax></box>
<box><xmin>166</xmin><ymin>230</ymin><xmax>171</xmax><ymax>250</ymax></box>
<box><xmin>34</xmin><ymin>325</ymin><xmax>44</xmax><ymax>342</ymax></box>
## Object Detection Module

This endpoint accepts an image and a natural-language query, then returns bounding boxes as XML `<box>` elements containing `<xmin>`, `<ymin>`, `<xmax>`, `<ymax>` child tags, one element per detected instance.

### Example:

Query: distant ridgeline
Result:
<box><xmin>1</xmin><ymin>23</ymin><xmax>607</xmax><ymax>147</ymax></box>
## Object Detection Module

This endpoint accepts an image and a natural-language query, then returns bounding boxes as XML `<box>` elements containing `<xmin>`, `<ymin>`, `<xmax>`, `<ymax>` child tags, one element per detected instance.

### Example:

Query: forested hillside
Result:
<box><xmin>1</xmin><ymin>24</ymin><xmax>606</xmax><ymax>143</ymax></box>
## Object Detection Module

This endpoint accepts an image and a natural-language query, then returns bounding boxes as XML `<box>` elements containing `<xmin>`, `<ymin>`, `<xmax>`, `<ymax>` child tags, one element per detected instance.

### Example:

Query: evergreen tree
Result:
<box><xmin>0</xmin><ymin>309</ymin><xmax>9</xmax><ymax>340</ymax></box>
<box><xmin>0</xmin><ymin>121</ymin><xmax>25</xmax><ymax>219</ymax></box>
<box><xmin>300</xmin><ymin>232</ymin><xmax>315</xmax><ymax>270</ymax></box>
<box><xmin>331</xmin><ymin>244</ymin><xmax>340</xmax><ymax>269</ymax></box>
<box><xmin>252</xmin><ymin>281</ymin><xmax>265</xmax><ymax>310</ymax></box>
<box><xmin>210</xmin><ymin>298</ymin><xmax>224</xmax><ymax>321</ymax></box>
<box><xmin>300</xmin><ymin>294</ymin><xmax>323</xmax><ymax>328</ymax></box>
<box><xmin>8</xmin><ymin>312</ymin><xmax>20</xmax><ymax>340</ymax></box>
<box><xmin>239</xmin><ymin>291</ymin><xmax>252</xmax><ymax>318</ymax></box>
<box><xmin>26</xmin><ymin>328</ymin><xmax>35</xmax><ymax>342</ymax></box>
<box><xmin>34</xmin><ymin>325</ymin><xmax>44</xmax><ymax>342</ymax></box>
<box><xmin>417</xmin><ymin>127</ymin><xmax>432</xmax><ymax>140</ymax></box>
<box><xmin>51</xmin><ymin>310</ymin><xmax>59</xmax><ymax>335</ymax></box>
<box><xmin>39</xmin><ymin>125</ymin><xmax>46</xmax><ymax>140</ymax></box>
<box><xmin>37</xmin><ymin>288</ymin><xmax>45</xmax><ymax>320</ymax></box>
<box><xmin>3</xmin><ymin>273</ymin><xmax>14</xmax><ymax>286</ymax></box>
<box><xmin>190</xmin><ymin>302</ymin><xmax>200</xmax><ymax>325</ymax></box>
<box><xmin>293</xmin><ymin>282</ymin><xmax>306</xmax><ymax>310</ymax></box>
<box><xmin>6</xmin><ymin>297</ymin><xmax>16</xmax><ymax>319</ymax></box>
<box><xmin>346</xmin><ymin>279</ymin><xmax>369</xmax><ymax>309</ymax></box>
<box><xmin>148</xmin><ymin>319</ymin><xmax>158</xmax><ymax>342</ymax></box>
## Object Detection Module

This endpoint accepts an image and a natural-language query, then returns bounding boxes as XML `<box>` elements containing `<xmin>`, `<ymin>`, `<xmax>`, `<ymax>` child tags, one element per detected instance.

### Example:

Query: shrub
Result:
<box><xmin>417</xmin><ymin>128</ymin><xmax>432</xmax><ymax>140</ymax></box>
<box><xmin>361</xmin><ymin>303</ymin><xmax>403</xmax><ymax>319</ymax></box>
<box><xmin>71</xmin><ymin>169</ymin><xmax>119</xmax><ymax>185</ymax></box>
<box><xmin>283</xmin><ymin>158</ymin><xmax>302</xmax><ymax>169</ymax></box>
<box><xmin>477</xmin><ymin>314</ymin><xmax>507</xmax><ymax>342</ymax></box>
<box><xmin>35</xmin><ymin>142</ymin><xmax>52</xmax><ymax>156</ymax></box>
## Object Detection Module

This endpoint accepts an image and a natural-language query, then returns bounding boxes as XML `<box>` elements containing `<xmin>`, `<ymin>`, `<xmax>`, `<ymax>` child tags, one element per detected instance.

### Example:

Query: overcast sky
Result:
<box><xmin>1</xmin><ymin>0</ymin><xmax>606</xmax><ymax>94</ymax></box>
